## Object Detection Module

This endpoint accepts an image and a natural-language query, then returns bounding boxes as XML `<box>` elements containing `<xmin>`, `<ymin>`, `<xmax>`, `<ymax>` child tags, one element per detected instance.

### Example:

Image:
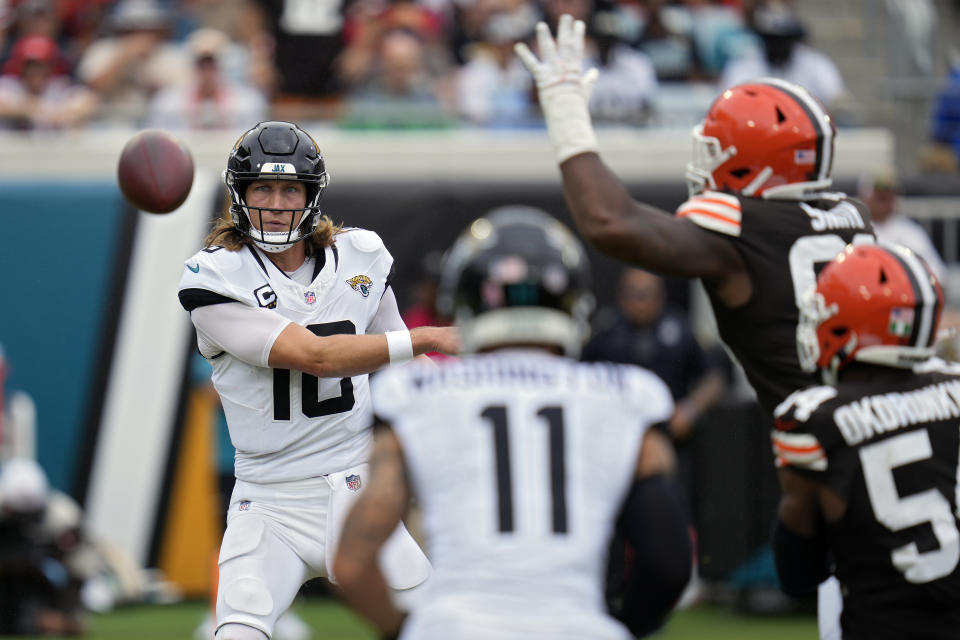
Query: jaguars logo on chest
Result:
<box><xmin>346</xmin><ymin>275</ymin><xmax>373</xmax><ymax>297</ymax></box>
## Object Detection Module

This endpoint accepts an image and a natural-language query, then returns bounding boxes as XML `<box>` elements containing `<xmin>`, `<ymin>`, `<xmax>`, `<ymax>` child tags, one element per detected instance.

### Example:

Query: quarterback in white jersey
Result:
<box><xmin>177</xmin><ymin>121</ymin><xmax>458</xmax><ymax>640</ymax></box>
<box><xmin>334</xmin><ymin>207</ymin><xmax>693</xmax><ymax>640</ymax></box>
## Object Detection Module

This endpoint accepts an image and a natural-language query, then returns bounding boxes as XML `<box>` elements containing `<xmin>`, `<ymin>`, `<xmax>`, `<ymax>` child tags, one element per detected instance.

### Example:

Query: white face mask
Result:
<box><xmin>685</xmin><ymin>124</ymin><xmax>736</xmax><ymax>197</ymax></box>
<box><xmin>796</xmin><ymin>286</ymin><xmax>837</xmax><ymax>374</ymax></box>
<box><xmin>237</xmin><ymin>203</ymin><xmax>318</xmax><ymax>253</ymax></box>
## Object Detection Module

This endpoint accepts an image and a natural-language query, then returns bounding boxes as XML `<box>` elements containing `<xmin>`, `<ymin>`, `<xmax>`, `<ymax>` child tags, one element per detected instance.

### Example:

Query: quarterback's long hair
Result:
<box><xmin>204</xmin><ymin>209</ymin><xmax>342</xmax><ymax>256</ymax></box>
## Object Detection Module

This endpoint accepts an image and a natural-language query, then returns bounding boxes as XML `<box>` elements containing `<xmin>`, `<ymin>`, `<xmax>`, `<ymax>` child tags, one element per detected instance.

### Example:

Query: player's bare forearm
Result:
<box><xmin>316</xmin><ymin>327</ymin><xmax>456</xmax><ymax>376</ymax></box>
<box><xmin>365</xmin><ymin>427</ymin><xmax>412</xmax><ymax>514</ymax></box>
<box><xmin>270</xmin><ymin>328</ymin><xmax>391</xmax><ymax>377</ymax></box>
<box><xmin>773</xmin><ymin>468</ymin><xmax>832</xmax><ymax>594</ymax></box>
<box><xmin>560</xmin><ymin>153</ymin><xmax>647</xmax><ymax>254</ymax></box>
<box><xmin>559</xmin><ymin>154</ymin><xmax>742</xmax><ymax>281</ymax></box>
<box><xmin>333</xmin><ymin>554</ymin><xmax>404</xmax><ymax>636</ymax></box>
<box><xmin>334</xmin><ymin>429</ymin><xmax>410</xmax><ymax>636</ymax></box>
<box><xmin>270</xmin><ymin>325</ymin><xmax>458</xmax><ymax>378</ymax></box>
<box><xmin>636</xmin><ymin>429</ymin><xmax>677</xmax><ymax>477</ymax></box>
<box><xmin>776</xmin><ymin>468</ymin><xmax>821</xmax><ymax>536</ymax></box>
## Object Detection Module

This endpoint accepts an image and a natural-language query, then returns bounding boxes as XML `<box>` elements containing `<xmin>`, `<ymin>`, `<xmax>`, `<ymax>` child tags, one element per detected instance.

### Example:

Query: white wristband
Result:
<box><xmin>385</xmin><ymin>330</ymin><xmax>414</xmax><ymax>365</ymax></box>
<box><xmin>539</xmin><ymin>85</ymin><xmax>598</xmax><ymax>164</ymax></box>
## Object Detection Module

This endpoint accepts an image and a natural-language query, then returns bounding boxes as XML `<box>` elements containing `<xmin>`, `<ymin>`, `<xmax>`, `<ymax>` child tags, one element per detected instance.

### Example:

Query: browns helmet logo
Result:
<box><xmin>346</xmin><ymin>275</ymin><xmax>373</xmax><ymax>297</ymax></box>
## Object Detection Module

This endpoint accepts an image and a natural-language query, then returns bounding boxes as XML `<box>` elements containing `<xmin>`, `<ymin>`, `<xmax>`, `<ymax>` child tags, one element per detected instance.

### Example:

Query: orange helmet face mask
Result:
<box><xmin>686</xmin><ymin>78</ymin><xmax>836</xmax><ymax>200</ymax></box>
<box><xmin>797</xmin><ymin>244</ymin><xmax>944</xmax><ymax>384</ymax></box>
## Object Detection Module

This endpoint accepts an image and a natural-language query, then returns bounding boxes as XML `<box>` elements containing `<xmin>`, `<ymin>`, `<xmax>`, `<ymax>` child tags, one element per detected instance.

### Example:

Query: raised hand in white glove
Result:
<box><xmin>515</xmin><ymin>14</ymin><xmax>600</xmax><ymax>163</ymax></box>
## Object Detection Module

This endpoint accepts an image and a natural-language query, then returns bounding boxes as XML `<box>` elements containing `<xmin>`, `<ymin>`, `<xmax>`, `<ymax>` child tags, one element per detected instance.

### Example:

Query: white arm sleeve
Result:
<box><xmin>367</xmin><ymin>287</ymin><xmax>408</xmax><ymax>334</ymax></box>
<box><xmin>190</xmin><ymin>302</ymin><xmax>292</xmax><ymax>367</ymax></box>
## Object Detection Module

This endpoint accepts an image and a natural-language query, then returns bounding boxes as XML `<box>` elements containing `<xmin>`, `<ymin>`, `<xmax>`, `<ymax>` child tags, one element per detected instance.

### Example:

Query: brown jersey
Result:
<box><xmin>773</xmin><ymin>362</ymin><xmax>960</xmax><ymax>640</ymax></box>
<box><xmin>676</xmin><ymin>190</ymin><xmax>874</xmax><ymax>415</ymax></box>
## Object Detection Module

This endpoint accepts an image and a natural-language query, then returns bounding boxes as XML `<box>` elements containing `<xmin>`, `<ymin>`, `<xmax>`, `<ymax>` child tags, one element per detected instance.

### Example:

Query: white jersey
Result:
<box><xmin>178</xmin><ymin>229</ymin><xmax>395</xmax><ymax>482</ymax></box>
<box><xmin>372</xmin><ymin>350</ymin><xmax>673</xmax><ymax>636</ymax></box>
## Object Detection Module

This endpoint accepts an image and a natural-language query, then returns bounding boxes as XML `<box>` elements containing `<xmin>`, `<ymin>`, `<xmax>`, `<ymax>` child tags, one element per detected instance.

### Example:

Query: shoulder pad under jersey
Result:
<box><xmin>178</xmin><ymin>246</ymin><xmax>249</xmax><ymax>311</ymax></box>
<box><xmin>675</xmin><ymin>190</ymin><xmax>742</xmax><ymax>237</ymax></box>
<box><xmin>341</xmin><ymin>227</ymin><xmax>387</xmax><ymax>254</ymax></box>
<box><xmin>771</xmin><ymin>386</ymin><xmax>836</xmax><ymax>471</ymax></box>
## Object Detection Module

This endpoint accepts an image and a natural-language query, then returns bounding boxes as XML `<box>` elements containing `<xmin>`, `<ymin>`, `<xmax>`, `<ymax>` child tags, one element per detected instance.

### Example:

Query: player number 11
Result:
<box><xmin>481</xmin><ymin>405</ymin><xmax>568</xmax><ymax>534</ymax></box>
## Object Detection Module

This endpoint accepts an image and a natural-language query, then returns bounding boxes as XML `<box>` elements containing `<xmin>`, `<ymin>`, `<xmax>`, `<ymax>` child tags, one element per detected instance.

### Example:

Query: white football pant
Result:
<box><xmin>216</xmin><ymin>463</ymin><xmax>431</xmax><ymax>637</ymax></box>
<box><xmin>817</xmin><ymin>576</ymin><xmax>843</xmax><ymax>640</ymax></box>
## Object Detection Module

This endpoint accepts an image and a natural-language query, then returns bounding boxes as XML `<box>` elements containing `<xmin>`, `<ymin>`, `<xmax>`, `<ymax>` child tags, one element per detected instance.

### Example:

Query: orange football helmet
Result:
<box><xmin>686</xmin><ymin>78</ymin><xmax>835</xmax><ymax>200</ymax></box>
<box><xmin>797</xmin><ymin>244</ymin><xmax>943</xmax><ymax>382</ymax></box>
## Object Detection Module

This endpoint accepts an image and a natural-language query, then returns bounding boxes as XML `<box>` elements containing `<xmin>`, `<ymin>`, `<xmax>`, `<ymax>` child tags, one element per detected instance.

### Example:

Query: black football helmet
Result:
<box><xmin>223</xmin><ymin>121</ymin><xmax>330</xmax><ymax>253</ymax></box>
<box><xmin>438</xmin><ymin>206</ymin><xmax>595</xmax><ymax>356</ymax></box>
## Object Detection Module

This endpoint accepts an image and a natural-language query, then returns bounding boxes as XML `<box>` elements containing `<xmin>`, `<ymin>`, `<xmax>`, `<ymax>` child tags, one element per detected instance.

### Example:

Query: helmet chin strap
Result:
<box><xmin>253</xmin><ymin>237</ymin><xmax>299</xmax><ymax>253</ymax></box>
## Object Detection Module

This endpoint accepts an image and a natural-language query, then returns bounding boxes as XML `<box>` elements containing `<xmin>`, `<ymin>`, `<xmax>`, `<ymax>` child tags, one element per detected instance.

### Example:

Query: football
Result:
<box><xmin>117</xmin><ymin>130</ymin><xmax>194</xmax><ymax>214</ymax></box>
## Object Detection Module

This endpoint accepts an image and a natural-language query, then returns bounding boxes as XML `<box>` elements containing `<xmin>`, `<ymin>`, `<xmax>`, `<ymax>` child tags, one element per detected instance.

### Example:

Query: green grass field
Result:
<box><xmin>17</xmin><ymin>599</ymin><xmax>818</xmax><ymax>639</ymax></box>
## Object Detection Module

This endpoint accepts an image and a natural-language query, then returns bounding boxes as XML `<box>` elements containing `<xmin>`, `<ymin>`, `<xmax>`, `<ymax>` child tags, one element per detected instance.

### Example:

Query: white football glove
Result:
<box><xmin>515</xmin><ymin>14</ymin><xmax>600</xmax><ymax>164</ymax></box>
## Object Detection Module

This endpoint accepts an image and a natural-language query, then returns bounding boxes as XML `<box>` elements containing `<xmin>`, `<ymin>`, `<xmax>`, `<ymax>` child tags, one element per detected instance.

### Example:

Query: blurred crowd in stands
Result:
<box><xmin>5</xmin><ymin>0</ymin><xmax>960</xmax><ymax>172</ymax></box>
<box><xmin>0</xmin><ymin>0</ymin><xmax>854</xmax><ymax>132</ymax></box>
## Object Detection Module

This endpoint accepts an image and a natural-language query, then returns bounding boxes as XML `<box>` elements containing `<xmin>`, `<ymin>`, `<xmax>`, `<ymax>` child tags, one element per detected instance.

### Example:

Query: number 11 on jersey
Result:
<box><xmin>481</xmin><ymin>405</ymin><xmax>568</xmax><ymax>534</ymax></box>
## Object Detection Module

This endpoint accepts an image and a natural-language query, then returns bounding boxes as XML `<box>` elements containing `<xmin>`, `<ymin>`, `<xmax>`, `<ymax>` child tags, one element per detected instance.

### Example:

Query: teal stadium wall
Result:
<box><xmin>0</xmin><ymin>182</ymin><xmax>134</xmax><ymax>492</ymax></box>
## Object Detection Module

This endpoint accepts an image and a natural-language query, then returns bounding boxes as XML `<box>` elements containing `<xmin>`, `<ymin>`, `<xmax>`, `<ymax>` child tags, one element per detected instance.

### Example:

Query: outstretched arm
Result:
<box><xmin>333</xmin><ymin>426</ymin><xmax>410</xmax><ymax>637</ymax></box>
<box><xmin>516</xmin><ymin>16</ymin><xmax>746</xmax><ymax>294</ymax></box>
<box><xmin>273</xmin><ymin>284</ymin><xmax>458</xmax><ymax>377</ymax></box>
<box><xmin>270</xmin><ymin>324</ymin><xmax>457</xmax><ymax>378</ymax></box>
<box><xmin>559</xmin><ymin>154</ymin><xmax>742</xmax><ymax>281</ymax></box>
<box><xmin>191</xmin><ymin>302</ymin><xmax>460</xmax><ymax>378</ymax></box>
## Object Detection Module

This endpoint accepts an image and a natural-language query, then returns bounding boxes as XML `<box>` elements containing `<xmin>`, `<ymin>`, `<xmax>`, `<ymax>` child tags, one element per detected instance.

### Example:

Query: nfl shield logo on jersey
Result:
<box><xmin>304</xmin><ymin>290</ymin><xmax>316</xmax><ymax>304</ymax></box>
<box><xmin>345</xmin><ymin>474</ymin><xmax>362</xmax><ymax>491</ymax></box>
<box><xmin>239</xmin><ymin>500</ymin><xmax>251</xmax><ymax>511</ymax></box>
